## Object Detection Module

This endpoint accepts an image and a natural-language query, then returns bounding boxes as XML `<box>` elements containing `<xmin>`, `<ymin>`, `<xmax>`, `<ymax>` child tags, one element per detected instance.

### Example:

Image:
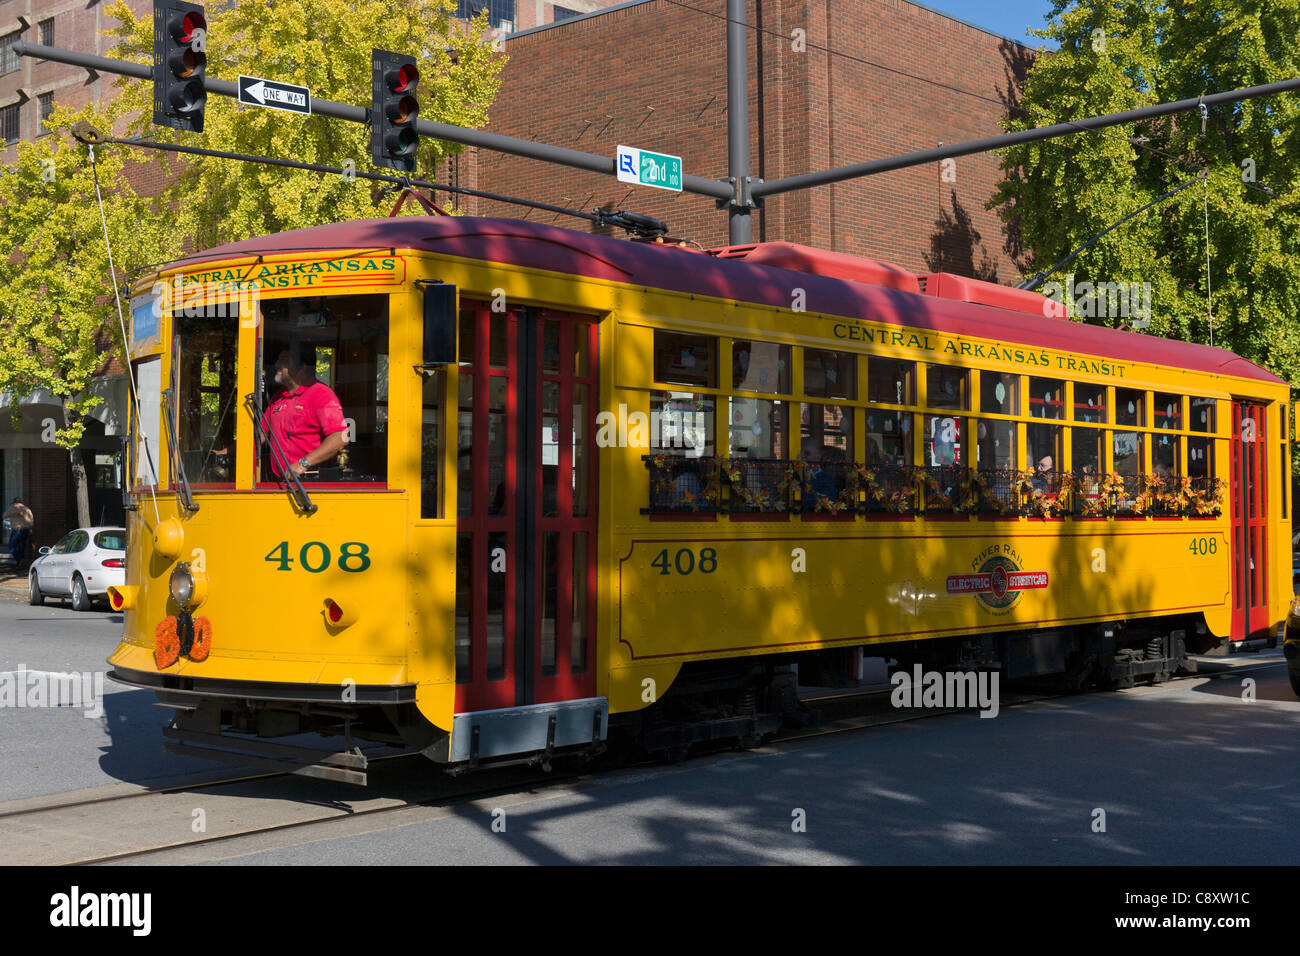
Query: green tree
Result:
<box><xmin>99</xmin><ymin>0</ymin><xmax>505</xmax><ymax>247</ymax></box>
<box><xmin>990</xmin><ymin>0</ymin><xmax>1300</xmax><ymax>385</ymax></box>
<box><xmin>0</xmin><ymin>106</ymin><xmax>181</xmax><ymax>527</ymax></box>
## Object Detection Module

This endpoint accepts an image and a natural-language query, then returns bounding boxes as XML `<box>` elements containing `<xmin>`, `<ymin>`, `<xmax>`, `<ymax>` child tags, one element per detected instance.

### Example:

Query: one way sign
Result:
<box><xmin>237</xmin><ymin>75</ymin><xmax>311</xmax><ymax>115</ymax></box>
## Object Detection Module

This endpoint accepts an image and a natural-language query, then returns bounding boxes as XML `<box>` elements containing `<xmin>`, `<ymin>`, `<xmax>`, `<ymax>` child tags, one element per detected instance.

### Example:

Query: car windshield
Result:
<box><xmin>95</xmin><ymin>530</ymin><xmax>127</xmax><ymax>550</ymax></box>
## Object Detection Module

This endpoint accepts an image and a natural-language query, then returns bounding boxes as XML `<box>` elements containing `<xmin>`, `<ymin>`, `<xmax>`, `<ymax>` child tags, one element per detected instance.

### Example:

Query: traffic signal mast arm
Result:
<box><xmin>749</xmin><ymin>78</ymin><xmax>1300</xmax><ymax>200</ymax></box>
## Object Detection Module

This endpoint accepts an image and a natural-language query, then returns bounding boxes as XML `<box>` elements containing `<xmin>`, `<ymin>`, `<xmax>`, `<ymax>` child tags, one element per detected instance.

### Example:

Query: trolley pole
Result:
<box><xmin>726</xmin><ymin>0</ymin><xmax>753</xmax><ymax>244</ymax></box>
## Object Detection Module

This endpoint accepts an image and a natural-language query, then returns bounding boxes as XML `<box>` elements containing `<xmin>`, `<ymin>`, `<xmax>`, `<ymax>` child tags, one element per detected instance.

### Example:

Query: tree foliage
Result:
<box><xmin>0</xmin><ymin>104</ymin><xmax>181</xmax><ymax>523</ymax></box>
<box><xmin>990</xmin><ymin>0</ymin><xmax>1300</xmax><ymax>386</ymax></box>
<box><xmin>99</xmin><ymin>0</ymin><xmax>505</xmax><ymax>248</ymax></box>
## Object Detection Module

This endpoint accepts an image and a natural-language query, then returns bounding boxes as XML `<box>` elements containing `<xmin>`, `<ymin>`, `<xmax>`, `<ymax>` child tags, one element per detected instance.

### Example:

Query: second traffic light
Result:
<box><xmin>153</xmin><ymin>1</ymin><xmax>207</xmax><ymax>133</ymax></box>
<box><xmin>371</xmin><ymin>49</ymin><xmax>420</xmax><ymax>173</ymax></box>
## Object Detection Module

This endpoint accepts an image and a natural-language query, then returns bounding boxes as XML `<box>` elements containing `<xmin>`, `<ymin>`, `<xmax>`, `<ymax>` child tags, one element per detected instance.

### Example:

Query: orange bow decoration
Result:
<box><xmin>154</xmin><ymin>614</ymin><xmax>214</xmax><ymax>669</ymax></box>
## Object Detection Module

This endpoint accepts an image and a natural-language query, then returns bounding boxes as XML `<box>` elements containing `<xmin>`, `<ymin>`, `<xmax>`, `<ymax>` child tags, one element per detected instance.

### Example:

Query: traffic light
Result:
<box><xmin>153</xmin><ymin>1</ymin><xmax>207</xmax><ymax>133</ymax></box>
<box><xmin>371</xmin><ymin>49</ymin><xmax>420</xmax><ymax>173</ymax></box>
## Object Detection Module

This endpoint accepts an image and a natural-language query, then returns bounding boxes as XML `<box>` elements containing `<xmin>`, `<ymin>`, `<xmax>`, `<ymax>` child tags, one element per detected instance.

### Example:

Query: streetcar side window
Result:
<box><xmin>862</xmin><ymin>408</ymin><xmax>907</xmax><ymax>465</ymax></box>
<box><xmin>803</xmin><ymin>348</ymin><xmax>856</xmax><ymax>400</ymax></box>
<box><xmin>925</xmin><ymin>414</ymin><xmax>965</xmax><ymax>466</ymax></box>
<box><xmin>1116</xmin><ymin>388</ymin><xmax>1145</xmax><ymax>427</ymax></box>
<box><xmin>975</xmin><ymin>418</ymin><xmax>1015</xmax><ymax>470</ymax></box>
<box><xmin>1153</xmin><ymin>431</ymin><xmax>1179</xmax><ymax>477</ymax></box>
<box><xmin>260</xmin><ymin>294</ymin><xmax>389</xmax><ymax>485</ymax></box>
<box><xmin>654</xmin><ymin>331</ymin><xmax>716</xmax><ymax>389</ymax></box>
<box><xmin>131</xmin><ymin>356</ymin><xmax>162</xmax><ymax>489</ymax></box>
<box><xmin>800</xmin><ymin>402</ymin><xmax>852</xmax><ymax>460</ymax></box>
<box><xmin>1188</xmin><ymin>437</ymin><xmax>1213</xmax><ymax>478</ymax></box>
<box><xmin>1074</xmin><ymin>384</ymin><xmax>1106</xmax><ymax>423</ymax></box>
<box><xmin>1027</xmin><ymin>422</ymin><xmax>1062</xmax><ymax>475</ymax></box>
<box><xmin>650</xmin><ymin>391</ymin><xmax>716</xmax><ymax>458</ymax></box>
<box><xmin>728</xmin><ymin>397</ymin><xmax>786</xmax><ymax>458</ymax></box>
<box><xmin>732</xmin><ymin>339</ymin><xmax>790</xmax><ymax>394</ymax></box>
<box><xmin>926</xmin><ymin>365</ymin><xmax>969</xmax><ymax>411</ymax></box>
<box><xmin>1113</xmin><ymin>430</ymin><xmax>1143</xmax><ymax>475</ymax></box>
<box><xmin>1028</xmin><ymin>377</ymin><xmax>1065</xmax><ymax>420</ymax></box>
<box><xmin>980</xmin><ymin>372</ymin><xmax>1019</xmax><ymax>415</ymax></box>
<box><xmin>1072</xmin><ymin>426</ymin><xmax>1103</xmax><ymax>481</ymax></box>
<box><xmin>867</xmin><ymin>357</ymin><xmax>915</xmax><ymax>405</ymax></box>
<box><xmin>1189</xmin><ymin>397</ymin><xmax>1215</xmax><ymax>432</ymax></box>
<box><xmin>1153</xmin><ymin>392</ymin><xmax>1182</xmax><ymax>430</ymax></box>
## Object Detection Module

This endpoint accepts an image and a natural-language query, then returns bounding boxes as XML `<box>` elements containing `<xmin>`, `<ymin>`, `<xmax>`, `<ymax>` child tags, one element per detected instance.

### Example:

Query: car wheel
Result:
<box><xmin>29</xmin><ymin>574</ymin><xmax>44</xmax><ymax>607</ymax></box>
<box><xmin>71</xmin><ymin>575</ymin><xmax>92</xmax><ymax>612</ymax></box>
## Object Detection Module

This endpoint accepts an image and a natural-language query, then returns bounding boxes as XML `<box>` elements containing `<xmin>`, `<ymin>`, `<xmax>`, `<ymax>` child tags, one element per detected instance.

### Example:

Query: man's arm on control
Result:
<box><xmin>303</xmin><ymin>430</ymin><xmax>347</xmax><ymax>468</ymax></box>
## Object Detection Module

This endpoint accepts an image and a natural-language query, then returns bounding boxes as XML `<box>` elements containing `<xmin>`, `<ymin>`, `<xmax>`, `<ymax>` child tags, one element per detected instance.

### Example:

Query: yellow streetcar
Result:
<box><xmin>105</xmin><ymin>216</ymin><xmax>1293</xmax><ymax>783</ymax></box>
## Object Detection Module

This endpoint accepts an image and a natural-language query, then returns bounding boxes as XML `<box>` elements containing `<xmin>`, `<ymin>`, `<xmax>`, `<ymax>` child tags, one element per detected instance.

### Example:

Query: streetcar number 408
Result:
<box><xmin>651</xmin><ymin>547</ymin><xmax>717</xmax><ymax>575</ymax></box>
<box><xmin>265</xmin><ymin>541</ymin><xmax>372</xmax><ymax>572</ymax></box>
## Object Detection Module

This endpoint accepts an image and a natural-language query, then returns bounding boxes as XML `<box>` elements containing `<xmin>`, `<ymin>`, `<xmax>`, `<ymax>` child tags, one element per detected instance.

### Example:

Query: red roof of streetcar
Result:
<box><xmin>169</xmin><ymin>216</ymin><xmax>1284</xmax><ymax>385</ymax></box>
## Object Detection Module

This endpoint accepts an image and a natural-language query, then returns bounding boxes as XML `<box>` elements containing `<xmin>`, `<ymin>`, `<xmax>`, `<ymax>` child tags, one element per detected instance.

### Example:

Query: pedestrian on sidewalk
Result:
<box><xmin>4</xmin><ymin>497</ymin><xmax>34</xmax><ymax>572</ymax></box>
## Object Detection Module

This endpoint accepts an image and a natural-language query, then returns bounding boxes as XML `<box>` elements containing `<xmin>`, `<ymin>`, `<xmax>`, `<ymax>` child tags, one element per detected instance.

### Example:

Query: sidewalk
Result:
<box><xmin>0</xmin><ymin>554</ymin><xmax>31</xmax><ymax>599</ymax></box>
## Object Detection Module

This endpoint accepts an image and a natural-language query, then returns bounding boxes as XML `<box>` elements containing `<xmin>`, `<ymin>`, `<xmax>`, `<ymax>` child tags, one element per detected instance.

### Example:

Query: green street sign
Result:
<box><xmin>616</xmin><ymin>145</ymin><xmax>683</xmax><ymax>192</ymax></box>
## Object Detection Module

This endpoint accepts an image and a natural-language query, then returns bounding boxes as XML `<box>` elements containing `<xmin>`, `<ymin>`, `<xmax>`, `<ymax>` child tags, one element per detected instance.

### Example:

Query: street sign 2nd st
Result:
<box><xmin>616</xmin><ymin>145</ymin><xmax>682</xmax><ymax>192</ymax></box>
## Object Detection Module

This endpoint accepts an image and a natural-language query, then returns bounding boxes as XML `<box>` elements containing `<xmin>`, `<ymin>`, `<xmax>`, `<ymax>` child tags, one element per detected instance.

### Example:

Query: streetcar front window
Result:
<box><xmin>260</xmin><ymin>294</ymin><xmax>389</xmax><ymax>484</ymax></box>
<box><xmin>173</xmin><ymin>313</ymin><xmax>238</xmax><ymax>486</ymax></box>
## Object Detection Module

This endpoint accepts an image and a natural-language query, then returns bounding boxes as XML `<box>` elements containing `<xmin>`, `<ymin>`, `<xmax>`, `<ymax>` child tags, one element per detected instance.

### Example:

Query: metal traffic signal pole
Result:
<box><xmin>726</xmin><ymin>0</ymin><xmax>753</xmax><ymax>244</ymax></box>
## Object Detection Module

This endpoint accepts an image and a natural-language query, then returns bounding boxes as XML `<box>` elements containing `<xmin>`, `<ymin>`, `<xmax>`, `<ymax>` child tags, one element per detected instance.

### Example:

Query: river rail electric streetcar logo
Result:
<box><xmin>946</xmin><ymin>543</ymin><xmax>1049</xmax><ymax>613</ymax></box>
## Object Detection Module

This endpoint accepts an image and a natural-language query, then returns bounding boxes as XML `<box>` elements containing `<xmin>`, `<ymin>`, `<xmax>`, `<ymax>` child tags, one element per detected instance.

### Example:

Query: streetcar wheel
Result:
<box><xmin>71</xmin><ymin>575</ymin><xmax>91</xmax><ymax>612</ymax></box>
<box><xmin>1289</xmin><ymin>671</ymin><xmax>1300</xmax><ymax>699</ymax></box>
<box><xmin>28</xmin><ymin>575</ymin><xmax>43</xmax><ymax>607</ymax></box>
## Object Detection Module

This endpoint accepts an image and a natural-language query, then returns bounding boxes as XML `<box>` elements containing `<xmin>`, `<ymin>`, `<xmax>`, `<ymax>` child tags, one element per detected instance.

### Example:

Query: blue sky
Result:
<box><xmin>917</xmin><ymin>0</ymin><xmax>1060</xmax><ymax>48</ymax></box>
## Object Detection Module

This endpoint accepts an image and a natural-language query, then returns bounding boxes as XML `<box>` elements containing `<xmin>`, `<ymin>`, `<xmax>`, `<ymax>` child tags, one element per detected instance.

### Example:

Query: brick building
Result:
<box><xmin>462</xmin><ymin>0</ymin><xmax>1031</xmax><ymax>279</ymax></box>
<box><xmin>0</xmin><ymin>0</ymin><xmax>150</xmax><ymax>152</ymax></box>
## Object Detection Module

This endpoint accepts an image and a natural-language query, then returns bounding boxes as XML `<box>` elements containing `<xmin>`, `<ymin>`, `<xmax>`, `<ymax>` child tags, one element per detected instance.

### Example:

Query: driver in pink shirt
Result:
<box><xmin>265</xmin><ymin>343</ymin><xmax>349</xmax><ymax>479</ymax></box>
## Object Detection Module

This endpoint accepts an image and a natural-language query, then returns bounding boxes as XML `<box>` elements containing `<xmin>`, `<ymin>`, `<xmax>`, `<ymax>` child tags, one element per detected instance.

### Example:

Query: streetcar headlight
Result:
<box><xmin>168</xmin><ymin>562</ymin><xmax>208</xmax><ymax>610</ymax></box>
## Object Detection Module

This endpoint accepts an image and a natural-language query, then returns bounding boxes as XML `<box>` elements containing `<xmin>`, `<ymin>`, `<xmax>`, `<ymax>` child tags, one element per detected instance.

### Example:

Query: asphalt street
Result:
<box><xmin>0</xmin><ymin>589</ymin><xmax>241</xmax><ymax>801</ymax></box>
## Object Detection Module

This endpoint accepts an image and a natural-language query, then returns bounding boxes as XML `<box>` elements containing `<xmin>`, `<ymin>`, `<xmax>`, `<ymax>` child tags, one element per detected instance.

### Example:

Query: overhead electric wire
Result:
<box><xmin>84</xmin><ymin>132</ymin><xmax>603</xmax><ymax>225</ymax></box>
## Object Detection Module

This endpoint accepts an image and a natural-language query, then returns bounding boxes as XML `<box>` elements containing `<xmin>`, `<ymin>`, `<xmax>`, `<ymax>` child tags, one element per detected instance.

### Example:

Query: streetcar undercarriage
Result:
<box><xmin>115</xmin><ymin>612</ymin><xmax>1220</xmax><ymax>785</ymax></box>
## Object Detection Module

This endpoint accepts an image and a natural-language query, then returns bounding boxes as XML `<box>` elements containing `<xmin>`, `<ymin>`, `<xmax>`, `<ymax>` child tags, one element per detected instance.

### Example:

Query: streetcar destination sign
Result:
<box><xmin>616</xmin><ymin>145</ymin><xmax>682</xmax><ymax>192</ymax></box>
<box><xmin>237</xmin><ymin>75</ymin><xmax>311</xmax><ymax>115</ymax></box>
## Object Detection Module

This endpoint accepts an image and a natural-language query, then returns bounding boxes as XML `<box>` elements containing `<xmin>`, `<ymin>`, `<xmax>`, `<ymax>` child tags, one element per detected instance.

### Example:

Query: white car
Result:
<box><xmin>28</xmin><ymin>527</ymin><xmax>127</xmax><ymax>612</ymax></box>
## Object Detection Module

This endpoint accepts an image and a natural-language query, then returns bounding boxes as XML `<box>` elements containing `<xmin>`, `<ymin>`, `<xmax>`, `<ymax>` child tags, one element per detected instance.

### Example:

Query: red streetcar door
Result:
<box><xmin>1229</xmin><ymin>401</ymin><xmax>1269</xmax><ymax>641</ymax></box>
<box><xmin>454</xmin><ymin>305</ymin><xmax>598</xmax><ymax>713</ymax></box>
<box><xmin>528</xmin><ymin>311</ymin><xmax>598</xmax><ymax>705</ymax></box>
<box><xmin>455</xmin><ymin>303</ymin><xmax>520</xmax><ymax>712</ymax></box>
